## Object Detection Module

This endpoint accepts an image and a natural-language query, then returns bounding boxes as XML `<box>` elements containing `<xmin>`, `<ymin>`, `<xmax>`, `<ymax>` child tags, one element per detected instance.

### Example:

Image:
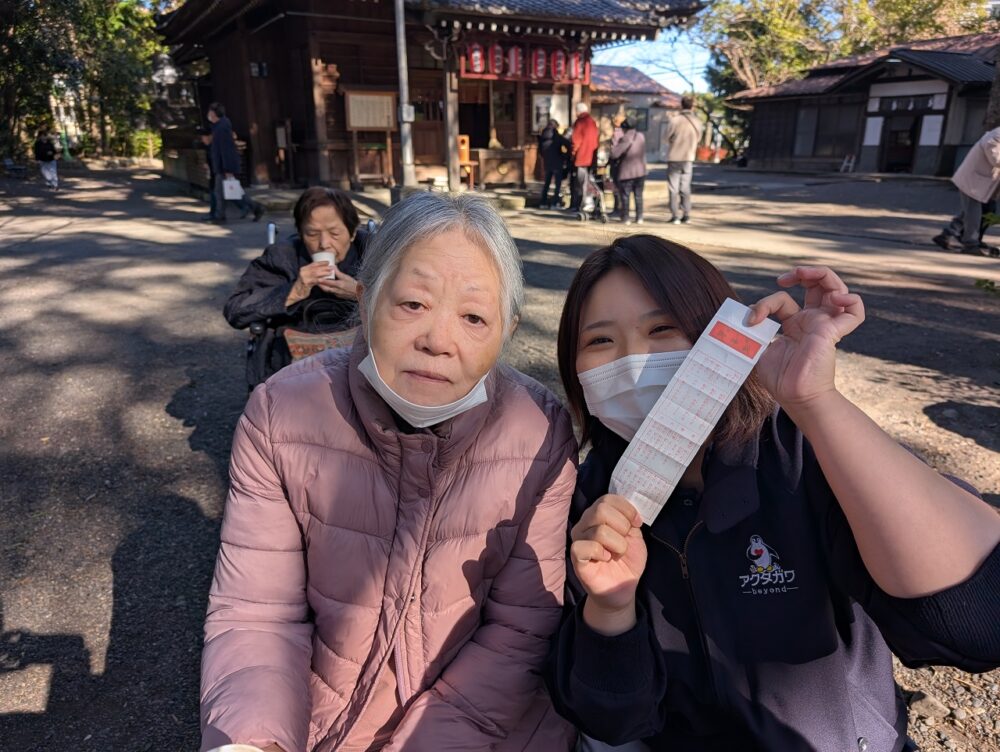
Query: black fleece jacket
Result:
<box><xmin>223</xmin><ymin>233</ymin><xmax>365</xmax><ymax>387</ymax></box>
<box><xmin>546</xmin><ymin>412</ymin><xmax>1000</xmax><ymax>752</ymax></box>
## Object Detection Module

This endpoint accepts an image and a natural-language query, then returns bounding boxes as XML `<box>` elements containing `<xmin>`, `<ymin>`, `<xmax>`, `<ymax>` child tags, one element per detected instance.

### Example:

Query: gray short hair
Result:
<box><xmin>358</xmin><ymin>192</ymin><xmax>524</xmax><ymax>338</ymax></box>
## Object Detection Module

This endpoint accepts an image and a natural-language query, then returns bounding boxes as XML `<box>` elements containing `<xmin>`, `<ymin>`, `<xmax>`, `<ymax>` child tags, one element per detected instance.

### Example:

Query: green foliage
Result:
<box><xmin>704</xmin><ymin>50</ymin><xmax>752</xmax><ymax>149</ymax></box>
<box><xmin>699</xmin><ymin>0</ymin><xmax>837</xmax><ymax>90</ymax></box>
<box><xmin>129</xmin><ymin>129</ymin><xmax>162</xmax><ymax>158</ymax></box>
<box><xmin>835</xmin><ymin>0</ymin><xmax>988</xmax><ymax>53</ymax></box>
<box><xmin>699</xmin><ymin>0</ymin><xmax>993</xmax><ymax>92</ymax></box>
<box><xmin>0</xmin><ymin>0</ymin><xmax>85</xmax><ymax>156</ymax></box>
<box><xmin>0</xmin><ymin>0</ymin><xmax>165</xmax><ymax>157</ymax></box>
<box><xmin>974</xmin><ymin>278</ymin><xmax>999</xmax><ymax>295</ymax></box>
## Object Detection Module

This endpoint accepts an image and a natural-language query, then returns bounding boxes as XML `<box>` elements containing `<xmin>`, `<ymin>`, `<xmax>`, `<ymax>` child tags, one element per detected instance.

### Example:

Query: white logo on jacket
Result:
<box><xmin>739</xmin><ymin>534</ymin><xmax>797</xmax><ymax>595</ymax></box>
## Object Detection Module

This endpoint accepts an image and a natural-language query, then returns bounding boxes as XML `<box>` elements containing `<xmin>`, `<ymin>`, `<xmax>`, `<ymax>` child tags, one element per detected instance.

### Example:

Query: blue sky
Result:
<box><xmin>593</xmin><ymin>35</ymin><xmax>711</xmax><ymax>95</ymax></box>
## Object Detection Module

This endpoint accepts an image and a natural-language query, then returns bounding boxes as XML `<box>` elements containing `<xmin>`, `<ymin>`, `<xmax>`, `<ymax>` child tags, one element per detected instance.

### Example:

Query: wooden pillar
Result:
<box><xmin>445</xmin><ymin>64</ymin><xmax>460</xmax><ymax>191</ymax></box>
<box><xmin>308</xmin><ymin>33</ymin><xmax>332</xmax><ymax>184</ymax></box>
<box><xmin>237</xmin><ymin>16</ymin><xmax>267</xmax><ymax>184</ymax></box>
<box><xmin>515</xmin><ymin>81</ymin><xmax>526</xmax><ymax>147</ymax></box>
<box><xmin>571</xmin><ymin>81</ymin><xmax>583</xmax><ymax>116</ymax></box>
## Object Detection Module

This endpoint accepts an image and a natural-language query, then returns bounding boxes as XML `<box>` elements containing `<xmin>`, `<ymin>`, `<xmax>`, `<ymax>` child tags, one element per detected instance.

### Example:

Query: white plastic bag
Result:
<box><xmin>223</xmin><ymin>177</ymin><xmax>245</xmax><ymax>200</ymax></box>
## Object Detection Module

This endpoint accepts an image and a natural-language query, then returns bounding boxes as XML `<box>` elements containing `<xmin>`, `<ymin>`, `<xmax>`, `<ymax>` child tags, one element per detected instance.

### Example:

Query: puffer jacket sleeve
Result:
<box><xmin>383</xmin><ymin>408</ymin><xmax>578</xmax><ymax>751</ymax></box>
<box><xmin>223</xmin><ymin>244</ymin><xmax>299</xmax><ymax>330</ymax></box>
<box><xmin>200</xmin><ymin>383</ymin><xmax>313</xmax><ymax>752</ymax></box>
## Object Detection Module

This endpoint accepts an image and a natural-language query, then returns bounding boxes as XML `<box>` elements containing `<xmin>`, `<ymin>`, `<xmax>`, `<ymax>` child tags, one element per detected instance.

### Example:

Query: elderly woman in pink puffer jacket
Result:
<box><xmin>200</xmin><ymin>192</ymin><xmax>578</xmax><ymax>752</ymax></box>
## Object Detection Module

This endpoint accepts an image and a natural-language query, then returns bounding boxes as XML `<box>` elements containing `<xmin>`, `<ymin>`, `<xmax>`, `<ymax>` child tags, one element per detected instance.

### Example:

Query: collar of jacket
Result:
<box><xmin>347</xmin><ymin>335</ymin><xmax>497</xmax><ymax>468</ymax></box>
<box><xmin>292</xmin><ymin>236</ymin><xmax>311</xmax><ymax>264</ymax></box>
<box><xmin>589</xmin><ymin>421</ymin><xmax>762</xmax><ymax>533</ymax></box>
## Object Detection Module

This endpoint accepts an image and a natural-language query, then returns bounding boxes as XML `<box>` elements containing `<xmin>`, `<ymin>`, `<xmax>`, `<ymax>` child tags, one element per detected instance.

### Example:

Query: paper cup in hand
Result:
<box><xmin>312</xmin><ymin>251</ymin><xmax>338</xmax><ymax>279</ymax></box>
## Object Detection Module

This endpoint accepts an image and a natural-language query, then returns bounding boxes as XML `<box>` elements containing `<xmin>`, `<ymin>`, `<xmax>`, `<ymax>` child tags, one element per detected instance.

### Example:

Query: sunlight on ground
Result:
<box><xmin>0</xmin><ymin>664</ymin><xmax>52</xmax><ymax>713</ymax></box>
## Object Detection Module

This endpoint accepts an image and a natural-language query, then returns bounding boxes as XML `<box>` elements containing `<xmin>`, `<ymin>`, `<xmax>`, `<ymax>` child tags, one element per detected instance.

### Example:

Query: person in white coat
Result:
<box><xmin>933</xmin><ymin>126</ymin><xmax>1000</xmax><ymax>256</ymax></box>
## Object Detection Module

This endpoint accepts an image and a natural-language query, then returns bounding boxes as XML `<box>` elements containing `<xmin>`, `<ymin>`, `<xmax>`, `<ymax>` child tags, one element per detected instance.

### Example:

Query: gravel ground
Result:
<box><xmin>0</xmin><ymin>168</ymin><xmax>997</xmax><ymax>750</ymax></box>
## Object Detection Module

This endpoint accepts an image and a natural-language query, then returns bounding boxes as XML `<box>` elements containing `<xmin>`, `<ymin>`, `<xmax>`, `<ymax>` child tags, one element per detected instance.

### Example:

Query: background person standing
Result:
<box><xmin>538</xmin><ymin>119</ymin><xmax>569</xmax><ymax>209</ymax></box>
<box><xmin>206</xmin><ymin>102</ymin><xmax>264</xmax><ymax>223</ymax></box>
<box><xmin>570</xmin><ymin>102</ymin><xmax>599</xmax><ymax>212</ymax></box>
<box><xmin>34</xmin><ymin>128</ymin><xmax>58</xmax><ymax>190</ymax></box>
<box><xmin>664</xmin><ymin>96</ymin><xmax>704</xmax><ymax>224</ymax></box>
<box><xmin>610</xmin><ymin>119</ymin><xmax>646</xmax><ymax>225</ymax></box>
<box><xmin>195</xmin><ymin>127</ymin><xmax>218</xmax><ymax>220</ymax></box>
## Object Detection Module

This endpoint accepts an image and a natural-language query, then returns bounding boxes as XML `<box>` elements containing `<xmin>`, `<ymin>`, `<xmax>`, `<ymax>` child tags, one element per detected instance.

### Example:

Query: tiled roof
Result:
<box><xmin>814</xmin><ymin>31</ymin><xmax>1000</xmax><ymax>70</ymax></box>
<box><xmin>891</xmin><ymin>49</ymin><xmax>994</xmax><ymax>85</ymax></box>
<box><xmin>406</xmin><ymin>0</ymin><xmax>702</xmax><ymax>27</ymax></box>
<box><xmin>591</xmin><ymin>65</ymin><xmax>678</xmax><ymax>95</ymax></box>
<box><xmin>730</xmin><ymin>72</ymin><xmax>847</xmax><ymax>101</ymax></box>
<box><xmin>160</xmin><ymin>0</ymin><xmax>703</xmax><ymax>44</ymax></box>
<box><xmin>731</xmin><ymin>31</ymin><xmax>1000</xmax><ymax>102</ymax></box>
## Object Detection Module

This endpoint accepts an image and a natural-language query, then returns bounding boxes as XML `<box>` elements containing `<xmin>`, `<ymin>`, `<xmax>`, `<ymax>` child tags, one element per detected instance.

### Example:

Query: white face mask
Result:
<box><xmin>358</xmin><ymin>349</ymin><xmax>490</xmax><ymax>428</ymax></box>
<box><xmin>578</xmin><ymin>350</ymin><xmax>690</xmax><ymax>441</ymax></box>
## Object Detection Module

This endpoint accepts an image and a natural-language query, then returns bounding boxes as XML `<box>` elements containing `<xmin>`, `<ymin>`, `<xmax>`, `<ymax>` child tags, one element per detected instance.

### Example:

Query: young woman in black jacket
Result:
<box><xmin>224</xmin><ymin>187</ymin><xmax>367</xmax><ymax>389</ymax></box>
<box><xmin>545</xmin><ymin>235</ymin><xmax>1000</xmax><ymax>752</ymax></box>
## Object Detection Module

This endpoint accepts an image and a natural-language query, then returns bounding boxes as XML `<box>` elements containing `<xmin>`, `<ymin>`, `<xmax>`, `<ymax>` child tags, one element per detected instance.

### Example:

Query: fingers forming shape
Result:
<box><xmin>749</xmin><ymin>291</ymin><xmax>800</xmax><ymax>326</ymax></box>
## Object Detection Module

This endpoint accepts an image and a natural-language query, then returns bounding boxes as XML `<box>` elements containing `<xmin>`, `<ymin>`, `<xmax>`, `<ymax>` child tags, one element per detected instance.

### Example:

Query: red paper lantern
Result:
<box><xmin>489</xmin><ymin>44</ymin><xmax>504</xmax><ymax>75</ymax></box>
<box><xmin>569</xmin><ymin>51</ymin><xmax>584</xmax><ymax>80</ymax></box>
<box><xmin>551</xmin><ymin>50</ymin><xmax>567</xmax><ymax>80</ymax></box>
<box><xmin>468</xmin><ymin>43</ymin><xmax>485</xmax><ymax>74</ymax></box>
<box><xmin>507</xmin><ymin>46</ymin><xmax>524</xmax><ymax>77</ymax></box>
<box><xmin>531</xmin><ymin>48</ymin><xmax>547</xmax><ymax>79</ymax></box>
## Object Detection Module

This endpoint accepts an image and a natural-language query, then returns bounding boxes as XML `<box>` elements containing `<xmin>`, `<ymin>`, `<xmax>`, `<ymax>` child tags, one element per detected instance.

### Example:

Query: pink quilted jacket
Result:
<box><xmin>200</xmin><ymin>341</ymin><xmax>578</xmax><ymax>751</ymax></box>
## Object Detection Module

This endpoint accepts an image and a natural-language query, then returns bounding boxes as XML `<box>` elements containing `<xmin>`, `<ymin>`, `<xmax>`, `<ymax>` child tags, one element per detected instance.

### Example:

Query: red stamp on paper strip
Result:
<box><xmin>709</xmin><ymin>322</ymin><xmax>761</xmax><ymax>358</ymax></box>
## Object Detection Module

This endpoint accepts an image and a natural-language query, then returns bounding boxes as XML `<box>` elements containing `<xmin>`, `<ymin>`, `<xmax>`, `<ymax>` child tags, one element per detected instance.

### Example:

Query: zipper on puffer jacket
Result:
<box><xmin>648</xmin><ymin>520</ymin><xmax>720</xmax><ymax>706</ymax></box>
<box><xmin>394</xmin><ymin>598</ymin><xmax>414</xmax><ymax>699</ymax></box>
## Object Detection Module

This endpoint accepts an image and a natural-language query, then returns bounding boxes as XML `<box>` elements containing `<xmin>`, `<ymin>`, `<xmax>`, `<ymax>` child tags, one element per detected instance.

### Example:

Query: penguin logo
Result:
<box><xmin>746</xmin><ymin>534</ymin><xmax>781</xmax><ymax>573</ymax></box>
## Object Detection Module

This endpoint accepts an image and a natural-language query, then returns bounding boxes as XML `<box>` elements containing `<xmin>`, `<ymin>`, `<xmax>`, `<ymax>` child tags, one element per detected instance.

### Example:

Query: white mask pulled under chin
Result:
<box><xmin>357</xmin><ymin>349</ymin><xmax>490</xmax><ymax>428</ymax></box>
<box><xmin>578</xmin><ymin>350</ymin><xmax>691</xmax><ymax>441</ymax></box>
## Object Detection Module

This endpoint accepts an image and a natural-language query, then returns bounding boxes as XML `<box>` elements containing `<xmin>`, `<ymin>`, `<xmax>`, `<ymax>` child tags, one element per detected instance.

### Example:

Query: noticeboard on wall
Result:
<box><xmin>345</xmin><ymin>91</ymin><xmax>397</xmax><ymax>131</ymax></box>
<box><xmin>531</xmin><ymin>93</ymin><xmax>570</xmax><ymax>133</ymax></box>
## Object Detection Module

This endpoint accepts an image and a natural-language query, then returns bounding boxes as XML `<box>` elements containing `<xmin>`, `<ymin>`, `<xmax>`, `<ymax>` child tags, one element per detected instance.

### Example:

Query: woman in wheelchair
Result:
<box><xmin>224</xmin><ymin>187</ymin><xmax>370</xmax><ymax>389</ymax></box>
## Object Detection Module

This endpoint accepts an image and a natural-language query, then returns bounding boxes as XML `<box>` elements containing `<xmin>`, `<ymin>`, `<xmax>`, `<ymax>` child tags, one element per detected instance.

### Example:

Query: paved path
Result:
<box><xmin>0</xmin><ymin>168</ymin><xmax>996</xmax><ymax>750</ymax></box>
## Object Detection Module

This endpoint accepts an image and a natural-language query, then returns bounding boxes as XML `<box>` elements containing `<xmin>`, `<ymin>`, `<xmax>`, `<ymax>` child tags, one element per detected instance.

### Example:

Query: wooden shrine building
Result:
<box><xmin>158</xmin><ymin>0</ymin><xmax>700</xmax><ymax>190</ymax></box>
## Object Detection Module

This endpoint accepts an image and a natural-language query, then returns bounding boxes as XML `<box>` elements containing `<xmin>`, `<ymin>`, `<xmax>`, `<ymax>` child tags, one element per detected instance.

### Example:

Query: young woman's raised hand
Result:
<box><xmin>748</xmin><ymin>266</ymin><xmax>864</xmax><ymax>412</ymax></box>
<box><xmin>571</xmin><ymin>494</ymin><xmax>647</xmax><ymax>635</ymax></box>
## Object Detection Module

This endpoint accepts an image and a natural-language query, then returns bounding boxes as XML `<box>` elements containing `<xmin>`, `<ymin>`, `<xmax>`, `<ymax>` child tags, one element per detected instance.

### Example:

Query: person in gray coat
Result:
<box><xmin>610</xmin><ymin>120</ymin><xmax>647</xmax><ymax>224</ymax></box>
<box><xmin>664</xmin><ymin>96</ymin><xmax>704</xmax><ymax>224</ymax></box>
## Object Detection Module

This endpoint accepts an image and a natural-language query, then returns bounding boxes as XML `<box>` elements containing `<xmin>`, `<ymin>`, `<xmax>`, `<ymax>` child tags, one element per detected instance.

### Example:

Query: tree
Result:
<box><xmin>696</xmin><ymin>0</ymin><xmax>991</xmax><ymax>92</ymax></box>
<box><xmin>74</xmin><ymin>0</ymin><xmax>164</xmax><ymax>153</ymax></box>
<box><xmin>0</xmin><ymin>0</ymin><xmax>84</xmax><ymax>156</ymax></box>
<box><xmin>688</xmin><ymin>0</ymin><xmax>993</xmax><ymax>151</ymax></box>
<box><xmin>697</xmin><ymin>0</ymin><xmax>837</xmax><ymax>91</ymax></box>
<box><xmin>0</xmin><ymin>0</ymin><xmax>164</xmax><ymax>157</ymax></box>
<box><xmin>987</xmin><ymin>53</ymin><xmax>1000</xmax><ymax>129</ymax></box>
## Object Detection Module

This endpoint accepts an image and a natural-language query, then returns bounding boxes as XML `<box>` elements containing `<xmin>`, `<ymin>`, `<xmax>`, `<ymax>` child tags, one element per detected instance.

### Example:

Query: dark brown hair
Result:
<box><xmin>557</xmin><ymin>235</ymin><xmax>774</xmax><ymax>448</ymax></box>
<box><xmin>293</xmin><ymin>187</ymin><xmax>360</xmax><ymax>237</ymax></box>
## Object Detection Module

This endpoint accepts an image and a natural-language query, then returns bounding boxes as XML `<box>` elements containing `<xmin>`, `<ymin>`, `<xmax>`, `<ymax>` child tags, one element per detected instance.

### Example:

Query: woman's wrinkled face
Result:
<box><xmin>367</xmin><ymin>228</ymin><xmax>505</xmax><ymax>406</ymax></box>
<box><xmin>576</xmin><ymin>267</ymin><xmax>693</xmax><ymax>374</ymax></box>
<box><xmin>301</xmin><ymin>204</ymin><xmax>353</xmax><ymax>260</ymax></box>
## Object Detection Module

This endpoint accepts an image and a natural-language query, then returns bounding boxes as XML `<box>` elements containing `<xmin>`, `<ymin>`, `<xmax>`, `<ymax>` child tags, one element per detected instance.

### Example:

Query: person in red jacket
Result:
<box><xmin>570</xmin><ymin>102</ymin><xmax>599</xmax><ymax>211</ymax></box>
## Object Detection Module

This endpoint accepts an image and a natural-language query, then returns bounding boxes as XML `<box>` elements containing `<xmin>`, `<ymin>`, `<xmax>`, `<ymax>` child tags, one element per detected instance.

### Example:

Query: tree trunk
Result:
<box><xmin>986</xmin><ymin>58</ymin><xmax>1000</xmax><ymax>130</ymax></box>
<box><xmin>99</xmin><ymin>94</ymin><xmax>108</xmax><ymax>154</ymax></box>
